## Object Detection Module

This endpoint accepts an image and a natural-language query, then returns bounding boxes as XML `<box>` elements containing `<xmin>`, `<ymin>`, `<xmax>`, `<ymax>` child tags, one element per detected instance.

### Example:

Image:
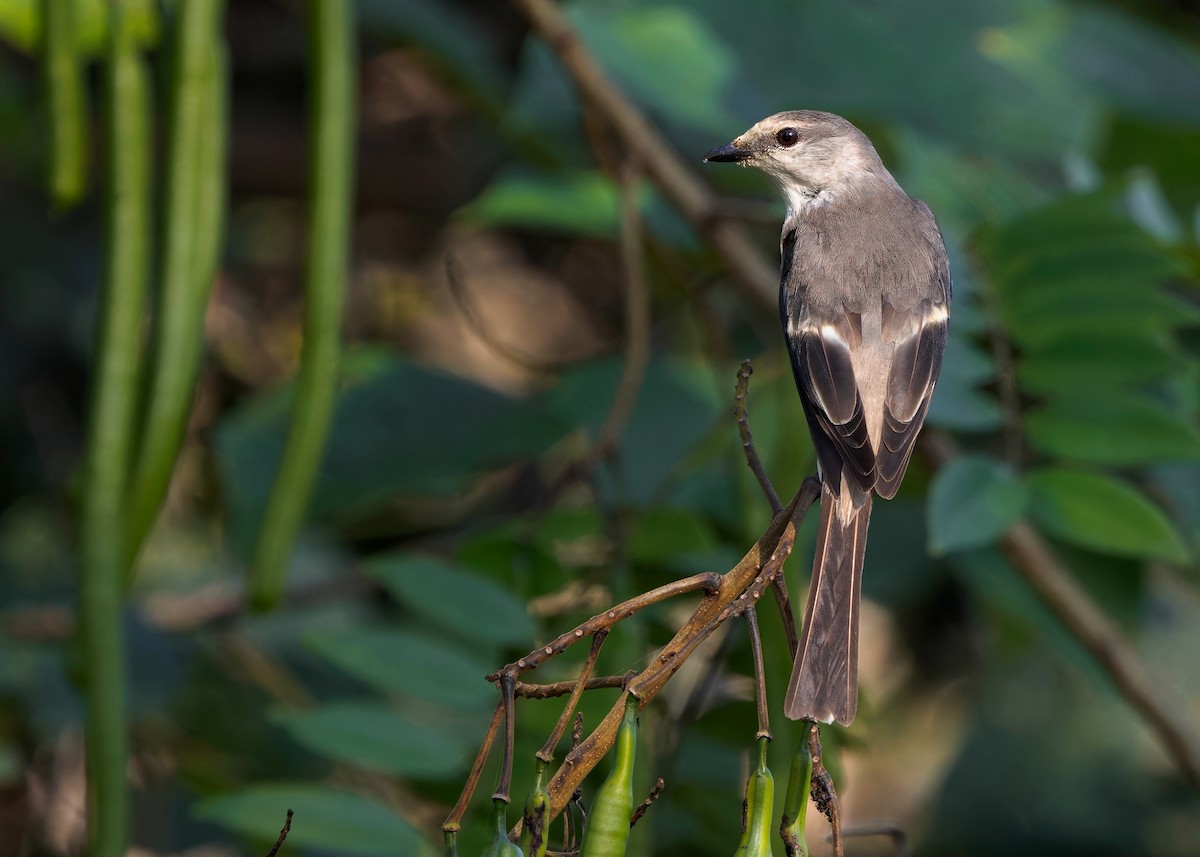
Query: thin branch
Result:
<box><xmin>807</xmin><ymin>725</ymin><xmax>843</xmax><ymax>857</ymax></box>
<box><xmin>443</xmin><ymin>701</ymin><xmax>504</xmax><ymax>833</ymax></box>
<box><xmin>923</xmin><ymin>433</ymin><xmax>1200</xmax><ymax>791</ymax></box>
<box><xmin>629</xmin><ymin>778</ymin><xmax>665</xmax><ymax>828</ymax></box>
<box><xmin>264</xmin><ymin>809</ymin><xmax>294</xmax><ymax>857</ymax></box>
<box><xmin>494</xmin><ymin>674</ymin><xmax>517</xmax><ymax>803</ymax></box>
<box><xmin>735</xmin><ymin>360</ymin><xmax>782</xmax><ymax>514</ymax></box>
<box><xmin>744</xmin><ymin>607</ymin><xmax>770</xmax><ymax>740</ymax></box>
<box><xmin>490</xmin><ymin>573</ymin><xmax>722</xmax><ymax>682</ymax></box>
<box><xmin>537</xmin><ymin>631</ymin><xmax>609</xmax><ymax>761</ymax></box>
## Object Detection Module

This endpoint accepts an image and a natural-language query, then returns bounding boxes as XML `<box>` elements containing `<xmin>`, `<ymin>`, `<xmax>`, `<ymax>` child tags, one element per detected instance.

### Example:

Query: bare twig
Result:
<box><xmin>629</xmin><ymin>778</ymin><xmax>665</xmax><ymax>828</ymax></box>
<box><xmin>443</xmin><ymin>701</ymin><xmax>505</xmax><ymax>833</ymax></box>
<box><xmin>735</xmin><ymin>360</ymin><xmax>783</xmax><ymax>514</ymax></box>
<box><xmin>745</xmin><ymin>607</ymin><xmax>771</xmax><ymax>740</ymax></box>
<box><xmin>538</xmin><ymin>631</ymin><xmax>610</xmax><ymax>761</ymax></box>
<box><xmin>495</xmin><ymin>674</ymin><xmax>517</xmax><ymax>803</ymax></box>
<box><xmin>807</xmin><ymin>725</ymin><xmax>843</xmax><ymax>857</ymax></box>
<box><xmin>923</xmin><ymin>433</ymin><xmax>1200</xmax><ymax>791</ymax></box>
<box><xmin>490</xmin><ymin>573</ymin><xmax>722</xmax><ymax>682</ymax></box>
<box><xmin>264</xmin><ymin>809</ymin><xmax>293</xmax><ymax>857</ymax></box>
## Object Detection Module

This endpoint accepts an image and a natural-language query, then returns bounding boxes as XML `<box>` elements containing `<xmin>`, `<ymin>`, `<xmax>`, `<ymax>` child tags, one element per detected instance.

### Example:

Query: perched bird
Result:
<box><xmin>705</xmin><ymin>111</ymin><xmax>950</xmax><ymax>725</ymax></box>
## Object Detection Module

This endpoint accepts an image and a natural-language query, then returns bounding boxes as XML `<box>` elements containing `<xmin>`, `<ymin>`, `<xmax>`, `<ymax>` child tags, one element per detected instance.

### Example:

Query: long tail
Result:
<box><xmin>784</xmin><ymin>481</ymin><xmax>872</xmax><ymax>725</ymax></box>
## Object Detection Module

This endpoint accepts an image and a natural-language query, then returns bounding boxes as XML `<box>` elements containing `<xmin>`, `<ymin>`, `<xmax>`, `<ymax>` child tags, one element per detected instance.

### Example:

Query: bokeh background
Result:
<box><xmin>1</xmin><ymin>0</ymin><xmax>1199</xmax><ymax>855</ymax></box>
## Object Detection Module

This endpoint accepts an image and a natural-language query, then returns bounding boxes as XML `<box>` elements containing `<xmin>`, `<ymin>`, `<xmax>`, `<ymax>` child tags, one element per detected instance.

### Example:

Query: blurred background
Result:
<box><xmin>1</xmin><ymin>0</ymin><xmax>1199</xmax><ymax>855</ymax></box>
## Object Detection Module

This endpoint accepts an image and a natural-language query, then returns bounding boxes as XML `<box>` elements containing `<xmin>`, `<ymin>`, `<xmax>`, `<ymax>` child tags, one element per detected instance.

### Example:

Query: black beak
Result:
<box><xmin>703</xmin><ymin>142</ymin><xmax>752</xmax><ymax>163</ymax></box>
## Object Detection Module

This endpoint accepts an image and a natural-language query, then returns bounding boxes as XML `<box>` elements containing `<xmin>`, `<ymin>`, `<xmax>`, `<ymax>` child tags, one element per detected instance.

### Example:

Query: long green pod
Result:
<box><xmin>779</xmin><ymin>732</ymin><xmax>813</xmax><ymax>857</ymax></box>
<box><xmin>124</xmin><ymin>0</ymin><xmax>225</xmax><ymax>568</ymax></box>
<box><xmin>248</xmin><ymin>0</ymin><xmax>356</xmax><ymax>609</ymax></box>
<box><xmin>41</xmin><ymin>0</ymin><xmax>88</xmax><ymax>209</ymax></box>
<box><xmin>734</xmin><ymin>737</ymin><xmax>777</xmax><ymax>857</ymax></box>
<box><xmin>79</xmin><ymin>3</ymin><xmax>152</xmax><ymax>855</ymax></box>
<box><xmin>580</xmin><ymin>694</ymin><xmax>639</xmax><ymax>857</ymax></box>
<box><xmin>482</xmin><ymin>798</ymin><xmax>523</xmax><ymax>857</ymax></box>
<box><xmin>519</xmin><ymin>758</ymin><xmax>550</xmax><ymax>857</ymax></box>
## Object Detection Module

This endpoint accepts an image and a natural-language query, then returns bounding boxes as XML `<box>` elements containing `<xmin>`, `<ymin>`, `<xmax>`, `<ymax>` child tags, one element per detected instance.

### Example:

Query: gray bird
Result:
<box><xmin>705</xmin><ymin>111</ymin><xmax>950</xmax><ymax>725</ymax></box>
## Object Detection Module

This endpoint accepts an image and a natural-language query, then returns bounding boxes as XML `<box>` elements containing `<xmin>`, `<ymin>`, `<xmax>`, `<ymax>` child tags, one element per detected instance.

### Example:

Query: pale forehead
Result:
<box><xmin>746</xmin><ymin>110</ymin><xmax>852</xmax><ymax>136</ymax></box>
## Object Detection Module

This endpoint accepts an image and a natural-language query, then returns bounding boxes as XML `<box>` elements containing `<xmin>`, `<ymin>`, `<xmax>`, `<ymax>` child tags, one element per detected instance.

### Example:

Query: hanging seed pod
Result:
<box><xmin>579</xmin><ymin>694</ymin><xmax>639</xmax><ymax>857</ymax></box>
<box><xmin>482</xmin><ymin>798</ymin><xmax>522</xmax><ymax>857</ymax></box>
<box><xmin>734</xmin><ymin>736</ymin><xmax>777</xmax><ymax>857</ymax></box>
<box><xmin>519</xmin><ymin>758</ymin><xmax>550</xmax><ymax>857</ymax></box>
<box><xmin>779</xmin><ymin>731</ymin><xmax>813</xmax><ymax>857</ymax></box>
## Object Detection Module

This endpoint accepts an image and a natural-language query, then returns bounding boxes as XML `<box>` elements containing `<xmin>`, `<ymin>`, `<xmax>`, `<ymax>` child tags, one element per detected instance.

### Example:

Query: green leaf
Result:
<box><xmin>928</xmin><ymin>456</ymin><xmax>1027</xmax><ymax>555</ymax></box>
<box><xmin>195</xmin><ymin>784</ymin><xmax>425</xmax><ymax>855</ymax></box>
<box><xmin>1026</xmin><ymin>468</ymin><xmax>1188</xmax><ymax>562</ymax></box>
<box><xmin>305</xmin><ymin>626</ymin><xmax>495</xmax><ymax>710</ymax></box>
<box><xmin>367</xmin><ymin>554</ymin><xmax>535</xmax><ymax>647</ymax></box>
<box><xmin>1018</xmin><ymin>329</ymin><xmax>1180</xmax><ymax>393</ymax></box>
<box><xmin>270</xmin><ymin>703</ymin><xmax>469</xmax><ymax>778</ymax></box>
<box><xmin>1026</xmin><ymin>396</ymin><xmax>1200</xmax><ymax>466</ymax></box>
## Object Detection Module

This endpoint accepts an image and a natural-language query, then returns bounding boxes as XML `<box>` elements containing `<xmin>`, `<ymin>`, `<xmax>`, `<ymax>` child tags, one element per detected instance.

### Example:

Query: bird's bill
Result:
<box><xmin>703</xmin><ymin>142</ymin><xmax>752</xmax><ymax>163</ymax></box>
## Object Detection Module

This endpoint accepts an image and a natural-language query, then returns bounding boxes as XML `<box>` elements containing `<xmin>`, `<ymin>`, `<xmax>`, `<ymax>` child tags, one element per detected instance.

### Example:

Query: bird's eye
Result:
<box><xmin>776</xmin><ymin>127</ymin><xmax>799</xmax><ymax>147</ymax></box>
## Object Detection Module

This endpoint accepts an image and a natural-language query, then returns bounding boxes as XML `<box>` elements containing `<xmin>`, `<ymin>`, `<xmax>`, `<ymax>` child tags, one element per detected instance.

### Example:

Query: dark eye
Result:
<box><xmin>776</xmin><ymin>127</ymin><xmax>799</xmax><ymax>147</ymax></box>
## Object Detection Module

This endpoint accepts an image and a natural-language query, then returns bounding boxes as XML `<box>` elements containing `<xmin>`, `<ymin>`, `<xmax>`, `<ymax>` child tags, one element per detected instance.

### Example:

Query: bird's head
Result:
<box><xmin>704</xmin><ymin>111</ymin><xmax>889</xmax><ymax>213</ymax></box>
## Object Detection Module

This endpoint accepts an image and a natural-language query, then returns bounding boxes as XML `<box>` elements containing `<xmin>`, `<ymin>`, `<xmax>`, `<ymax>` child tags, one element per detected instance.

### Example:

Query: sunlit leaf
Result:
<box><xmin>270</xmin><ymin>703</ymin><xmax>469</xmax><ymax>778</ymax></box>
<box><xmin>367</xmin><ymin>554</ymin><xmax>535</xmax><ymax>647</ymax></box>
<box><xmin>195</xmin><ymin>784</ymin><xmax>425</xmax><ymax>855</ymax></box>
<box><xmin>928</xmin><ymin>456</ymin><xmax>1027</xmax><ymax>555</ymax></box>
<box><xmin>1026</xmin><ymin>468</ymin><xmax>1188</xmax><ymax>562</ymax></box>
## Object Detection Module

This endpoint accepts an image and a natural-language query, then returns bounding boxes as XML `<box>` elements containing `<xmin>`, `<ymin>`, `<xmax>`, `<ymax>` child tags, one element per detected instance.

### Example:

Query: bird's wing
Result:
<box><xmin>875</xmin><ymin>296</ymin><xmax>948</xmax><ymax>498</ymax></box>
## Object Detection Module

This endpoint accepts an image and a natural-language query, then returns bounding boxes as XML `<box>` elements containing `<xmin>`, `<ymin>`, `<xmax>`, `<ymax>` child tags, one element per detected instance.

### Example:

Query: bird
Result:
<box><xmin>704</xmin><ymin>111</ymin><xmax>950</xmax><ymax>725</ymax></box>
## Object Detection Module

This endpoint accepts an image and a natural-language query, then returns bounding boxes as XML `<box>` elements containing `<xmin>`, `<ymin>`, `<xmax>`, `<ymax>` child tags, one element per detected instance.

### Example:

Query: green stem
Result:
<box><xmin>79</xmin><ymin>4</ymin><xmax>151</xmax><ymax>854</ymax></box>
<box><xmin>248</xmin><ymin>0</ymin><xmax>356</xmax><ymax>609</ymax></box>
<box><xmin>124</xmin><ymin>0</ymin><xmax>225</xmax><ymax>570</ymax></box>
<box><xmin>41</xmin><ymin>0</ymin><xmax>88</xmax><ymax>210</ymax></box>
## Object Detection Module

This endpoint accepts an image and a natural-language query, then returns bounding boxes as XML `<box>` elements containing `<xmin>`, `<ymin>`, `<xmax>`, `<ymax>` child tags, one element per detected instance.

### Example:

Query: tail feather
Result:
<box><xmin>784</xmin><ymin>482</ymin><xmax>872</xmax><ymax>725</ymax></box>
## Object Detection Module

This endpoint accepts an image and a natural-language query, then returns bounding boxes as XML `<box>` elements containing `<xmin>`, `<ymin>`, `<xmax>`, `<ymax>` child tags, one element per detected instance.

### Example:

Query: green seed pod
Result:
<box><xmin>734</xmin><ymin>736</ymin><xmax>778</xmax><ymax>857</ymax></box>
<box><xmin>519</xmin><ymin>758</ymin><xmax>550</xmax><ymax>857</ymax></box>
<box><xmin>482</xmin><ymin>797</ymin><xmax>522</xmax><ymax>857</ymax></box>
<box><xmin>579</xmin><ymin>694</ymin><xmax>639</xmax><ymax>857</ymax></box>
<box><xmin>779</xmin><ymin>732</ymin><xmax>813</xmax><ymax>857</ymax></box>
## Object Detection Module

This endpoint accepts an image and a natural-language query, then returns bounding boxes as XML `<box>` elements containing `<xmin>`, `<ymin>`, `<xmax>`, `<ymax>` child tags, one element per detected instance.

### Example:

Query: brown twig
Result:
<box><xmin>264</xmin><ymin>809</ymin><xmax>293</xmax><ymax>857</ymax></box>
<box><xmin>807</xmin><ymin>725</ymin><xmax>843</xmax><ymax>857</ymax></box>
<box><xmin>443</xmin><ymin>700</ymin><xmax>505</xmax><ymax>833</ymax></box>
<box><xmin>490</xmin><ymin>572</ymin><xmax>722</xmax><ymax>682</ymax></box>
<box><xmin>744</xmin><ymin>607</ymin><xmax>771</xmax><ymax>740</ymax></box>
<box><xmin>537</xmin><ymin>631</ymin><xmax>610</xmax><ymax>761</ymax></box>
<box><xmin>494</xmin><ymin>674</ymin><xmax>517</xmax><ymax>803</ymax></box>
<box><xmin>736</xmin><ymin>360</ymin><xmax>803</xmax><ymax>658</ymax></box>
<box><xmin>629</xmin><ymin>778</ymin><xmax>665</xmax><ymax>828</ymax></box>
<box><xmin>923</xmin><ymin>433</ymin><xmax>1200</xmax><ymax>791</ymax></box>
<box><xmin>735</xmin><ymin>359</ymin><xmax>783</xmax><ymax>514</ymax></box>
<box><xmin>516</xmin><ymin>675</ymin><xmax>629</xmax><ymax>700</ymax></box>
